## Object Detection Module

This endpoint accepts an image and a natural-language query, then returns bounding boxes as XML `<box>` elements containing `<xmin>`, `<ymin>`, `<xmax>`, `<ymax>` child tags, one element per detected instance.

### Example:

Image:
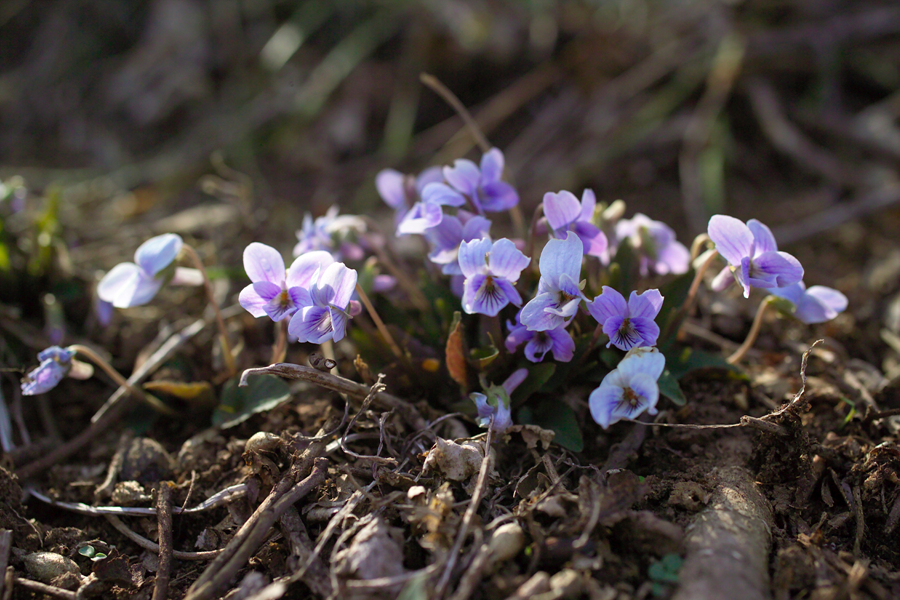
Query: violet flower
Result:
<box><xmin>520</xmin><ymin>231</ymin><xmax>586</xmax><ymax>331</ymax></box>
<box><xmin>471</xmin><ymin>368</ymin><xmax>527</xmax><ymax>432</ymax></box>
<box><xmin>288</xmin><ymin>262</ymin><xmax>358</xmax><ymax>344</ymax></box>
<box><xmin>589</xmin><ymin>347</ymin><xmax>665</xmax><ymax>429</ymax></box>
<box><xmin>376</xmin><ymin>166</ymin><xmax>442</xmax><ymax>224</ymax></box>
<box><xmin>425</xmin><ymin>210</ymin><xmax>492</xmax><ymax>275</ymax></box>
<box><xmin>98</xmin><ymin>233</ymin><xmax>184</xmax><ymax>308</ymax></box>
<box><xmin>615</xmin><ymin>213</ymin><xmax>690</xmax><ymax>276</ymax></box>
<box><xmin>21</xmin><ymin>346</ymin><xmax>75</xmax><ymax>395</ymax></box>
<box><xmin>420</xmin><ymin>148</ymin><xmax>518</xmax><ymax>216</ymax></box>
<box><xmin>587</xmin><ymin>287</ymin><xmax>663</xmax><ymax>351</ymax></box>
<box><xmin>543</xmin><ymin>189</ymin><xmax>608</xmax><ymax>258</ymax></box>
<box><xmin>707</xmin><ymin>215</ymin><xmax>803</xmax><ymax>298</ymax></box>
<box><xmin>239</xmin><ymin>243</ymin><xmax>334</xmax><ymax>322</ymax></box>
<box><xmin>506</xmin><ymin>313</ymin><xmax>575</xmax><ymax>363</ymax></box>
<box><xmin>770</xmin><ymin>281</ymin><xmax>848</xmax><ymax>324</ymax></box>
<box><xmin>458</xmin><ymin>237</ymin><xmax>530</xmax><ymax>317</ymax></box>
<box><xmin>293</xmin><ymin>206</ymin><xmax>366</xmax><ymax>261</ymax></box>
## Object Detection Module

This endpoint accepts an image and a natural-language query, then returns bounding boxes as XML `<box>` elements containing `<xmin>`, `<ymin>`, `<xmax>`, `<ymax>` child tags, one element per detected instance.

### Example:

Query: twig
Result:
<box><xmin>95</xmin><ymin>430</ymin><xmax>135</xmax><ymax>500</ymax></box>
<box><xmin>240</xmin><ymin>363</ymin><xmax>428</xmax><ymax>431</ymax></box>
<box><xmin>184</xmin><ymin>458</ymin><xmax>329</xmax><ymax>600</ymax></box>
<box><xmin>181</xmin><ymin>244</ymin><xmax>236</xmax><ymax>376</ymax></box>
<box><xmin>11</xmin><ymin>575</ymin><xmax>76</xmax><ymax>600</ymax></box>
<box><xmin>0</xmin><ymin>531</ymin><xmax>11</xmax><ymax>600</ymax></box>
<box><xmin>853</xmin><ymin>485</ymin><xmax>865</xmax><ymax>557</ymax></box>
<box><xmin>105</xmin><ymin>515</ymin><xmax>221</xmax><ymax>561</ymax></box>
<box><xmin>420</xmin><ymin>73</ymin><xmax>491</xmax><ymax>153</ymax></box>
<box><xmin>27</xmin><ymin>483</ymin><xmax>249</xmax><ymax>517</ymax></box>
<box><xmin>339</xmin><ymin>376</ymin><xmax>397</xmax><ymax>466</ymax></box>
<box><xmin>277</xmin><ymin>506</ymin><xmax>333</xmax><ymax>598</ymax></box>
<box><xmin>152</xmin><ymin>483</ymin><xmax>174</xmax><ymax>600</ymax></box>
<box><xmin>434</xmin><ymin>423</ymin><xmax>495</xmax><ymax>599</ymax></box>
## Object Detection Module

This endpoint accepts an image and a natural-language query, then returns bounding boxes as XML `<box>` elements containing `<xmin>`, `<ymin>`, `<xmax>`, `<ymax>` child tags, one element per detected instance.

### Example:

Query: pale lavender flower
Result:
<box><xmin>293</xmin><ymin>205</ymin><xmax>366</xmax><ymax>260</ymax></box>
<box><xmin>589</xmin><ymin>347</ymin><xmax>665</xmax><ymax>428</ymax></box>
<box><xmin>421</xmin><ymin>148</ymin><xmax>518</xmax><ymax>216</ymax></box>
<box><xmin>396</xmin><ymin>188</ymin><xmax>466</xmax><ymax>235</ymax></box>
<box><xmin>376</xmin><ymin>166</ymin><xmax>442</xmax><ymax>224</ymax></box>
<box><xmin>458</xmin><ymin>237</ymin><xmax>529</xmax><ymax>316</ymax></box>
<box><xmin>770</xmin><ymin>282</ymin><xmax>848</xmax><ymax>324</ymax></box>
<box><xmin>98</xmin><ymin>233</ymin><xmax>183</xmax><ymax>308</ymax></box>
<box><xmin>708</xmin><ymin>215</ymin><xmax>803</xmax><ymax>298</ymax></box>
<box><xmin>21</xmin><ymin>346</ymin><xmax>75</xmax><ymax>395</ymax></box>
<box><xmin>587</xmin><ymin>287</ymin><xmax>663</xmax><ymax>351</ymax></box>
<box><xmin>425</xmin><ymin>210</ymin><xmax>492</xmax><ymax>275</ymax></box>
<box><xmin>288</xmin><ymin>262</ymin><xmax>358</xmax><ymax>344</ymax></box>
<box><xmin>615</xmin><ymin>213</ymin><xmax>690</xmax><ymax>276</ymax></box>
<box><xmin>520</xmin><ymin>232</ymin><xmax>586</xmax><ymax>331</ymax></box>
<box><xmin>239</xmin><ymin>243</ymin><xmax>334</xmax><ymax>322</ymax></box>
<box><xmin>543</xmin><ymin>189</ymin><xmax>608</xmax><ymax>258</ymax></box>
<box><xmin>471</xmin><ymin>368</ymin><xmax>527</xmax><ymax>432</ymax></box>
<box><xmin>506</xmin><ymin>313</ymin><xmax>575</xmax><ymax>363</ymax></box>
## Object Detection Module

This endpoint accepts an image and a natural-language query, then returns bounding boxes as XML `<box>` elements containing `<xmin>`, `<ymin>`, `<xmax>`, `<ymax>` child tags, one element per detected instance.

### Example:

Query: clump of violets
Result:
<box><xmin>425</xmin><ymin>211</ymin><xmax>492</xmax><ymax>276</ymax></box>
<box><xmin>293</xmin><ymin>205</ymin><xmax>366</xmax><ymax>261</ymax></box>
<box><xmin>21</xmin><ymin>346</ymin><xmax>76</xmax><ymax>395</ymax></box>
<box><xmin>543</xmin><ymin>190</ymin><xmax>608</xmax><ymax>259</ymax></box>
<box><xmin>615</xmin><ymin>213</ymin><xmax>690</xmax><ymax>276</ymax></box>
<box><xmin>376</xmin><ymin>166</ymin><xmax>443</xmax><ymax>225</ymax></box>
<box><xmin>587</xmin><ymin>287</ymin><xmax>664</xmax><ymax>351</ymax></box>
<box><xmin>98</xmin><ymin>233</ymin><xmax>195</xmax><ymax>308</ymax></box>
<box><xmin>708</xmin><ymin>215</ymin><xmax>803</xmax><ymax>298</ymax></box>
<box><xmin>288</xmin><ymin>262</ymin><xmax>359</xmax><ymax>344</ymax></box>
<box><xmin>423</xmin><ymin>148</ymin><xmax>518</xmax><ymax>216</ymax></box>
<box><xmin>506</xmin><ymin>313</ymin><xmax>575</xmax><ymax>363</ymax></box>
<box><xmin>590</xmin><ymin>347</ymin><xmax>665</xmax><ymax>428</ymax></box>
<box><xmin>458</xmin><ymin>237</ymin><xmax>529</xmax><ymax>317</ymax></box>
<box><xmin>520</xmin><ymin>232</ymin><xmax>587</xmax><ymax>331</ymax></box>
<box><xmin>770</xmin><ymin>281</ymin><xmax>847</xmax><ymax>324</ymax></box>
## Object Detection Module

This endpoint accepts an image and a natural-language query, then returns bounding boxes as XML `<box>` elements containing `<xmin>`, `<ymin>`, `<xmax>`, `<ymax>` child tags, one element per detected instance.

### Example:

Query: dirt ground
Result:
<box><xmin>2</xmin><ymin>1</ymin><xmax>900</xmax><ymax>599</ymax></box>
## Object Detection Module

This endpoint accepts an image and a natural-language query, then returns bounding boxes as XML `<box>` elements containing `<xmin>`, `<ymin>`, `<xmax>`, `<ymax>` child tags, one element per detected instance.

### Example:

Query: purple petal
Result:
<box><xmin>618</xmin><ymin>347</ymin><xmax>666</xmax><ymax>380</ymax></box>
<box><xmin>286</xmin><ymin>251</ymin><xmax>334</xmax><ymax>289</ymax></box>
<box><xmin>312</xmin><ymin>263</ymin><xmax>357</xmax><ymax>309</ymax></box>
<box><xmin>135</xmin><ymin>233</ymin><xmax>182</xmax><ymax>276</ymax></box>
<box><xmin>243</xmin><ymin>243</ymin><xmax>285</xmax><ymax>285</ymax></box>
<box><xmin>525</xmin><ymin>331</ymin><xmax>554</xmax><ymax>362</ymax></box>
<box><xmin>710</xmin><ymin>266</ymin><xmax>734</xmax><ymax>292</ymax></box>
<box><xmin>443</xmin><ymin>159</ymin><xmax>481</xmax><ymax>196</ymax></box>
<box><xmin>375</xmin><ymin>169</ymin><xmax>406</xmax><ymax>210</ymax></box>
<box><xmin>264</xmin><ymin>290</ymin><xmax>296</xmax><ymax>322</ymax></box>
<box><xmin>98</xmin><ymin>263</ymin><xmax>163</xmax><ymax>308</ymax></box>
<box><xmin>422</xmin><ymin>182</ymin><xmax>467</xmax><ymax>207</ymax></box>
<box><xmin>707</xmin><ymin>215</ymin><xmax>753</xmax><ymax>267</ymax></box>
<box><xmin>502</xmin><ymin>368</ymin><xmax>528</xmax><ymax>395</ymax></box>
<box><xmin>747</xmin><ymin>219</ymin><xmax>778</xmax><ymax>255</ymax></box>
<box><xmin>546</xmin><ymin>327</ymin><xmax>575</xmax><ymax>362</ymax></box>
<box><xmin>520</xmin><ymin>293</ymin><xmax>566</xmax><ymax>331</ymax></box>
<box><xmin>21</xmin><ymin>356</ymin><xmax>71</xmax><ymax>395</ymax></box>
<box><xmin>630</xmin><ymin>318</ymin><xmax>660</xmax><ymax>347</ymax></box>
<box><xmin>538</xmin><ymin>231</ymin><xmax>583</xmax><ymax>291</ymax></box>
<box><xmin>752</xmin><ymin>251</ymin><xmax>804</xmax><ymax>288</ymax></box>
<box><xmin>458</xmin><ymin>237</ymin><xmax>492</xmax><ymax>279</ymax></box>
<box><xmin>580</xmin><ymin>189</ymin><xmax>596</xmax><ymax>221</ymax></box>
<box><xmin>603</xmin><ymin>315</ymin><xmax>637</xmax><ymax>350</ymax></box>
<box><xmin>586</xmin><ymin>286</ymin><xmax>627</xmax><ymax>326</ymax></box>
<box><xmin>480</xmin><ymin>148</ymin><xmax>505</xmax><ymax>182</ymax></box>
<box><xmin>627</xmin><ymin>289</ymin><xmax>664</xmax><ymax>320</ymax></box>
<box><xmin>239</xmin><ymin>281</ymin><xmax>280</xmax><ymax>318</ymax></box>
<box><xmin>794</xmin><ymin>286</ymin><xmax>847</xmax><ymax>324</ymax></box>
<box><xmin>487</xmin><ymin>239</ymin><xmax>529</xmax><ymax>282</ymax></box>
<box><xmin>494</xmin><ymin>278</ymin><xmax>523</xmax><ymax>307</ymax></box>
<box><xmin>505</xmin><ymin>321</ymin><xmax>533</xmax><ymax>353</ymax></box>
<box><xmin>329</xmin><ymin>306</ymin><xmax>349</xmax><ymax>342</ymax></box>
<box><xmin>397</xmin><ymin>201</ymin><xmax>444</xmax><ymax>235</ymax></box>
<box><xmin>543</xmin><ymin>191</ymin><xmax>581</xmax><ymax>232</ymax></box>
<box><xmin>415</xmin><ymin>166</ymin><xmax>444</xmax><ymax>193</ymax></box>
<box><xmin>589</xmin><ymin>373</ymin><xmax>628</xmax><ymax>429</ymax></box>
<box><xmin>426</xmin><ymin>215</ymin><xmax>463</xmax><ymax>252</ymax></box>
<box><xmin>288</xmin><ymin>306</ymin><xmax>332</xmax><ymax>344</ymax></box>
<box><xmin>572</xmin><ymin>221</ymin><xmax>608</xmax><ymax>258</ymax></box>
<box><xmin>461</xmin><ymin>215</ymin><xmax>492</xmax><ymax>242</ymax></box>
<box><xmin>654</xmin><ymin>240</ymin><xmax>690</xmax><ymax>275</ymax></box>
<box><xmin>479</xmin><ymin>181</ymin><xmax>519</xmax><ymax>212</ymax></box>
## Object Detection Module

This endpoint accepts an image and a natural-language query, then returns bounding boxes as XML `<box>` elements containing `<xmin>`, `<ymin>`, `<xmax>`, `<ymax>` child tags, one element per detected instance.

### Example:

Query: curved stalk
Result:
<box><xmin>727</xmin><ymin>297</ymin><xmax>774</xmax><ymax>365</ymax></box>
<box><xmin>68</xmin><ymin>345</ymin><xmax>177</xmax><ymax>417</ymax></box>
<box><xmin>355</xmin><ymin>284</ymin><xmax>403</xmax><ymax>361</ymax></box>
<box><xmin>182</xmin><ymin>244</ymin><xmax>236</xmax><ymax>376</ymax></box>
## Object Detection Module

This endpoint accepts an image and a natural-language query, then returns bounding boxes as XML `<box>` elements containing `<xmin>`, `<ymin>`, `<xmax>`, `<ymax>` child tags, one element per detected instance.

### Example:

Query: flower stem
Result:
<box><xmin>420</xmin><ymin>73</ymin><xmax>491</xmax><ymax>153</ymax></box>
<box><xmin>684</xmin><ymin>249</ymin><xmax>719</xmax><ymax>317</ymax></box>
<box><xmin>524</xmin><ymin>202</ymin><xmax>544</xmax><ymax>271</ymax></box>
<box><xmin>726</xmin><ymin>297</ymin><xmax>774</xmax><ymax>365</ymax></box>
<box><xmin>690</xmin><ymin>233</ymin><xmax>711</xmax><ymax>262</ymax></box>
<box><xmin>355</xmin><ymin>283</ymin><xmax>404</xmax><ymax>361</ymax></box>
<box><xmin>182</xmin><ymin>244</ymin><xmax>236</xmax><ymax>376</ymax></box>
<box><xmin>270</xmin><ymin>319</ymin><xmax>288</xmax><ymax>365</ymax></box>
<box><xmin>68</xmin><ymin>345</ymin><xmax>178</xmax><ymax>417</ymax></box>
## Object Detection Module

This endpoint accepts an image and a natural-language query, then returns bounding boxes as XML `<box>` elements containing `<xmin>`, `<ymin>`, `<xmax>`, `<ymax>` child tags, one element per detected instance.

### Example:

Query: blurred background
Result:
<box><xmin>1</xmin><ymin>0</ymin><xmax>900</xmax><ymax>364</ymax></box>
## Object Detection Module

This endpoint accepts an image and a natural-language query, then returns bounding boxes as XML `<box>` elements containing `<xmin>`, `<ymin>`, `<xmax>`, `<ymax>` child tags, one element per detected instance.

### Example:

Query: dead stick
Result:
<box><xmin>152</xmin><ymin>483</ymin><xmax>174</xmax><ymax>600</ymax></box>
<box><xmin>853</xmin><ymin>485</ymin><xmax>865</xmax><ymax>557</ymax></box>
<box><xmin>0</xmin><ymin>531</ymin><xmax>10</xmax><ymax>599</ymax></box>
<box><xmin>185</xmin><ymin>458</ymin><xmax>328</xmax><ymax>600</ymax></box>
<box><xmin>11</xmin><ymin>575</ymin><xmax>76</xmax><ymax>600</ymax></box>
<box><xmin>105</xmin><ymin>515</ymin><xmax>221</xmax><ymax>561</ymax></box>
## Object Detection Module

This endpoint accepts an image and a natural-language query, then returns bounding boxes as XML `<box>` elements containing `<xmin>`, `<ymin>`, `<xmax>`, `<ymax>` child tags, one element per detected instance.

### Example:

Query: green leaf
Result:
<box><xmin>657</xmin><ymin>369</ymin><xmax>686</xmax><ymax>406</ymax></box>
<box><xmin>78</xmin><ymin>546</ymin><xmax>96</xmax><ymax>559</ymax></box>
<box><xmin>212</xmin><ymin>375</ymin><xmax>292</xmax><ymax>428</ymax></box>
<box><xmin>469</xmin><ymin>344</ymin><xmax>499</xmax><ymax>371</ymax></box>
<box><xmin>510</xmin><ymin>363</ymin><xmax>556</xmax><ymax>408</ymax></box>
<box><xmin>518</xmin><ymin>398</ymin><xmax>584</xmax><ymax>452</ymax></box>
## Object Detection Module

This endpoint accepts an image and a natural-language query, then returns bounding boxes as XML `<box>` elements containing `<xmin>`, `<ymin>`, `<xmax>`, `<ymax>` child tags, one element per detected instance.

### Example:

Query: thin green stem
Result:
<box><xmin>270</xmin><ymin>319</ymin><xmax>288</xmax><ymax>365</ymax></box>
<box><xmin>727</xmin><ymin>297</ymin><xmax>774</xmax><ymax>365</ymax></box>
<box><xmin>67</xmin><ymin>345</ymin><xmax>177</xmax><ymax>417</ymax></box>
<box><xmin>182</xmin><ymin>244</ymin><xmax>236</xmax><ymax>376</ymax></box>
